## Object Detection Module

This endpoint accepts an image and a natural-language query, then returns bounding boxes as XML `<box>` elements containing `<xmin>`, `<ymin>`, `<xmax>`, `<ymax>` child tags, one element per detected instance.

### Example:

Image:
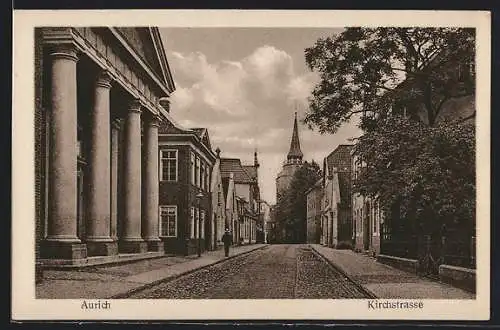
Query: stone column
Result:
<box><xmin>119</xmin><ymin>99</ymin><xmax>147</xmax><ymax>253</ymax></box>
<box><xmin>86</xmin><ymin>70</ymin><xmax>117</xmax><ymax>256</ymax></box>
<box><xmin>42</xmin><ymin>43</ymin><xmax>86</xmax><ymax>260</ymax></box>
<box><xmin>142</xmin><ymin>114</ymin><xmax>163</xmax><ymax>252</ymax></box>
<box><xmin>110</xmin><ymin>119</ymin><xmax>121</xmax><ymax>242</ymax></box>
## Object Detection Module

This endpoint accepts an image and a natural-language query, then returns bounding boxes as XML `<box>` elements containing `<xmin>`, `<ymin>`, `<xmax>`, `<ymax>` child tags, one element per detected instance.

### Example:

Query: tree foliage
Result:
<box><xmin>275</xmin><ymin>161</ymin><xmax>322</xmax><ymax>243</ymax></box>
<box><xmin>353</xmin><ymin>116</ymin><xmax>475</xmax><ymax>228</ymax></box>
<box><xmin>304</xmin><ymin>27</ymin><xmax>475</xmax><ymax>133</ymax></box>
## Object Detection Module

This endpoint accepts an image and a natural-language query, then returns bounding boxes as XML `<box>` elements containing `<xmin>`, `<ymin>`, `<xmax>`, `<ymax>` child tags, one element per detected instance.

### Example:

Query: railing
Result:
<box><xmin>381</xmin><ymin>221</ymin><xmax>475</xmax><ymax>276</ymax></box>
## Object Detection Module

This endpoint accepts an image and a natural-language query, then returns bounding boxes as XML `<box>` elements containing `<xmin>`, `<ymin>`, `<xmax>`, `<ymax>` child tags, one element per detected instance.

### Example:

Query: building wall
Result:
<box><xmin>352</xmin><ymin>192</ymin><xmax>365</xmax><ymax>252</ymax></box>
<box><xmin>352</xmin><ymin>192</ymin><xmax>382</xmax><ymax>255</ymax></box>
<box><xmin>322</xmin><ymin>145</ymin><xmax>354</xmax><ymax>249</ymax></box>
<box><xmin>260</xmin><ymin>202</ymin><xmax>271</xmax><ymax>243</ymax></box>
<box><xmin>276</xmin><ymin>163</ymin><xmax>300</xmax><ymax>198</ymax></box>
<box><xmin>36</xmin><ymin>27</ymin><xmax>177</xmax><ymax>267</ymax></box>
<box><xmin>306</xmin><ymin>186</ymin><xmax>322</xmax><ymax>244</ymax></box>
<box><xmin>159</xmin><ymin>144</ymin><xmax>213</xmax><ymax>255</ymax></box>
<box><xmin>417</xmin><ymin>94</ymin><xmax>475</xmax><ymax>126</ymax></box>
<box><xmin>224</xmin><ymin>175</ymin><xmax>238</xmax><ymax>244</ymax></box>
<box><xmin>211</xmin><ymin>158</ymin><xmax>226</xmax><ymax>248</ymax></box>
<box><xmin>235</xmin><ymin>183</ymin><xmax>250</xmax><ymax>203</ymax></box>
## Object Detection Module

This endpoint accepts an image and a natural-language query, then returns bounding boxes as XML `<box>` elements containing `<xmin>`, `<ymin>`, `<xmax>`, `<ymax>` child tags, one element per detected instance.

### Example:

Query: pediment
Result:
<box><xmin>158</xmin><ymin>118</ymin><xmax>188</xmax><ymax>134</ymax></box>
<box><xmin>202</xmin><ymin>130</ymin><xmax>212</xmax><ymax>151</ymax></box>
<box><xmin>114</xmin><ymin>27</ymin><xmax>174</xmax><ymax>92</ymax></box>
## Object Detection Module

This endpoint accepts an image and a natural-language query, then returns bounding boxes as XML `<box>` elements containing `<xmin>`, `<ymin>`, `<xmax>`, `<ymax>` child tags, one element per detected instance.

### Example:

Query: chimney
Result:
<box><xmin>254</xmin><ymin>149</ymin><xmax>259</xmax><ymax>168</ymax></box>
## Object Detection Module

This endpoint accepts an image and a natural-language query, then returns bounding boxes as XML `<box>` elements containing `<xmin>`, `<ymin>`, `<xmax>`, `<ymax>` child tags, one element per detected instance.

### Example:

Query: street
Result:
<box><xmin>128</xmin><ymin>245</ymin><xmax>370</xmax><ymax>299</ymax></box>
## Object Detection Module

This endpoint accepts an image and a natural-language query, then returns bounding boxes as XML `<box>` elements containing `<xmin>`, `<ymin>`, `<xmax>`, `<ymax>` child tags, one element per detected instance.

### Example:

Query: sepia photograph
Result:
<box><xmin>12</xmin><ymin>10</ymin><xmax>490</xmax><ymax>320</ymax></box>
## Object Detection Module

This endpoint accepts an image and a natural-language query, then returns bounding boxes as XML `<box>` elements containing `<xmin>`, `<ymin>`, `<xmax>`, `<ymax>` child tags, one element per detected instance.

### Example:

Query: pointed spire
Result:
<box><xmin>287</xmin><ymin>112</ymin><xmax>303</xmax><ymax>162</ymax></box>
<box><xmin>254</xmin><ymin>148</ymin><xmax>260</xmax><ymax>168</ymax></box>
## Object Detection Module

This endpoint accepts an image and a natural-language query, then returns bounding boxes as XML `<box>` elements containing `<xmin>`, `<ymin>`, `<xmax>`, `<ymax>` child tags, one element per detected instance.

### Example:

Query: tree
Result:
<box><xmin>275</xmin><ymin>161</ymin><xmax>322</xmax><ymax>243</ymax></box>
<box><xmin>304</xmin><ymin>27</ymin><xmax>476</xmax><ymax>232</ymax></box>
<box><xmin>304</xmin><ymin>27</ymin><xmax>475</xmax><ymax>133</ymax></box>
<box><xmin>353</xmin><ymin>116</ymin><xmax>475</xmax><ymax>231</ymax></box>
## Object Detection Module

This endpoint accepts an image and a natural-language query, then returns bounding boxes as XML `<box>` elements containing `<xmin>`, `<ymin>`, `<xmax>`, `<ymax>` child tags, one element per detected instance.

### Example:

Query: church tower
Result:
<box><xmin>276</xmin><ymin>112</ymin><xmax>303</xmax><ymax>199</ymax></box>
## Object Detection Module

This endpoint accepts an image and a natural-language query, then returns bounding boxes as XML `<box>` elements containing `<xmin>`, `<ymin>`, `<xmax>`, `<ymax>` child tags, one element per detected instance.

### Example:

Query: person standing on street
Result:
<box><xmin>222</xmin><ymin>228</ymin><xmax>233</xmax><ymax>257</ymax></box>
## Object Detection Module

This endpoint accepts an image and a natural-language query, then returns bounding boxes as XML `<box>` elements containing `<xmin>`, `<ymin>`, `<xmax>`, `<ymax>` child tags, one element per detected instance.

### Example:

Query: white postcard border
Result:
<box><xmin>12</xmin><ymin>9</ymin><xmax>491</xmax><ymax>321</ymax></box>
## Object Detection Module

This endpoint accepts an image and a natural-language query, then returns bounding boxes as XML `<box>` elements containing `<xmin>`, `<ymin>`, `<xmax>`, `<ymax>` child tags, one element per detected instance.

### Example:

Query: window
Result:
<box><xmin>195</xmin><ymin>156</ymin><xmax>200</xmax><ymax>187</ymax></box>
<box><xmin>195</xmin><ymin>207</ymin><xmax>199</xmax><ymax>238</ymax></box>
<box><xmin>205</xmin><ymin>165</ymin><xmax>210</xmax><ymax>192</ymax></box>
<box><xmin>190</xmin><ymin>207</ymin><xmax>195</xmax><ymax>238</ymax></box>
<box><xmin>208</xmin><ymin>171</ymin><xmax>212</xmax><ymax>192</ymax></box>
<box><xmin>353</xmin><ymin>211</ymin><xmax>356</xmax><ymax>237</ymax></box>
<box><xmin>201</xmin><ymin>162</ymin><xmax>205</xmax><ymax>190</ymax></box>
<box><xmin>190</xmin><ymin>152</ymin><xmax>195</xmax><ymax>184</ymax></box>
<box><xmin>159</xmin><ymin>205</ymin><xmax>177</xmax><ymax>237</ymax></box>
<box><xmin>200</xmin><ymin>210</ymin><xmax>205</xmax><ymax>239</ymax></box>
<box><xmin>160</xmin><ymin>150</ymin><xmax>177</xmax><ymax>181</ymax></box>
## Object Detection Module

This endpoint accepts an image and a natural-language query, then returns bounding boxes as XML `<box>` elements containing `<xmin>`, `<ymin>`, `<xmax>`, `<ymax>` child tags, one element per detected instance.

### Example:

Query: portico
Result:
<box><xmin>35</xmin><ymin>27</ymin><xmax>176</xmax><ymax>266</ymax></box>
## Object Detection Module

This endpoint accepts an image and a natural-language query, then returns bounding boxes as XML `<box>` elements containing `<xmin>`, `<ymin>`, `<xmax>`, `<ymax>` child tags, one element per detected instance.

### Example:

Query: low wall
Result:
<box><xmin>439</xmin><ymin>264</ymin><xmax>476</xmax><ymax>293</ymax></box>
<box><xmin>377</xmin><ymin>254</ymin><xmax>418</xmax><ymax>274</ymax></box>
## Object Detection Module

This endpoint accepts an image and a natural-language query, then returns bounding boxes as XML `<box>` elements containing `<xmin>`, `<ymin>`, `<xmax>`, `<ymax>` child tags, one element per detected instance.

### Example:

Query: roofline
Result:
<box><xmin>149</xmin><ymin>27</ymin><xmax>176</xmax><ymax>93</ymax></box>
<box><xmin>158</xmin><ymin>133</ymin><xmax>216</xmax><ymax>159</ymax></box>
<box><xmin>108</xmin><ymin>27</ymin><xmax>173</xmax><ymax>96</ymax></box>
<box><xmin>220</xmin><ymin>157</ymin><xmax>242</xmax><ymax>161</ymax></box>
<box><xmin>325</xmin><ymin>144</ymin><xmax>355</xmax><ymax>159</ymax></box>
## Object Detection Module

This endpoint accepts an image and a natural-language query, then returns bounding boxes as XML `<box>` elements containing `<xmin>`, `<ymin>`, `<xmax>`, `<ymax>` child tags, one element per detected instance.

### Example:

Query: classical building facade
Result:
<box><xmin>276</xmin><ymin>112</ymin><xmax>303</xmax><ymax>199</ymax></box>
<box><xmin>35</xmin><ymin>27</ymin><xmax>175</xmax><ymax>271</ymax></box>
<box><xmin>306</xmin><ymin>179</ymin><xmax>323</xmax><ymax>244</ymax></box>
<box><xmin>157</xmin><ymin>124</ymin><xmax>216</xmax><ymax>255</ymax></box>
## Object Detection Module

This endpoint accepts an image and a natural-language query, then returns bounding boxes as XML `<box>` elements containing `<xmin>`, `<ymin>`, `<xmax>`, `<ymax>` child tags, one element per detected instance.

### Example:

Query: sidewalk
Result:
<box><xmin>310</xmin><ymin>244</ymin><xmax>475</xmax><ymax>299</ymax></box>
<box><xmin>36</xmin><ymin>244</ymin><xmax>267</xmax><ymax>299</ymax></box>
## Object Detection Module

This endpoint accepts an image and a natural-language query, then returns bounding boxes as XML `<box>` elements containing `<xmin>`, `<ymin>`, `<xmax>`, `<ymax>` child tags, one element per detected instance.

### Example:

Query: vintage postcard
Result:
<box><xmin>12</xmin><ymin>10</ymin><xmax>490</xmax><ymax>321</ymax></box>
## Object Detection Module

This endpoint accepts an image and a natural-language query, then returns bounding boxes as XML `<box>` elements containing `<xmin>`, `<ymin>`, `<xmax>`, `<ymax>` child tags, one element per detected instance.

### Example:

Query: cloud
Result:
<box><xmin>169</xmin><ymin>45</ymin><xmax>316</xmax><ymax>148</ymax></box>
<box><xmin>168</xmin><ymin>45</ymin><xmax>360</xmax><ymax>203</ymax></box>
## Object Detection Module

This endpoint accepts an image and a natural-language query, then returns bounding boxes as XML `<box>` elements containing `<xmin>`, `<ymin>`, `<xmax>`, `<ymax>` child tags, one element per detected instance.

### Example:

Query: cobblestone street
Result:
<box><xmin>128</xmin><ymin>245</ymin><xmax>370</xmax><ymax>299</ymax></box>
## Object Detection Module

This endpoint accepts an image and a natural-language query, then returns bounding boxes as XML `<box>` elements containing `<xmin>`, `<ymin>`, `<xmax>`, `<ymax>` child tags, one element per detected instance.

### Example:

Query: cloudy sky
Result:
<box><xmin>159</xmin><ymin>28</ymin><xmax>362</xmax><ymax>204</ymax></box>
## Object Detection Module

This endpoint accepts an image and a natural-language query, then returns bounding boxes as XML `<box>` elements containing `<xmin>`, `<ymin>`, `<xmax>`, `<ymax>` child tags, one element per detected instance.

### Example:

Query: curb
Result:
<box><xmin>308</xmin><ymin>244</ymin><xmax>378</xmax><ymax>299</ymax></box>
<box><xmin>110</xmin><ymin>245</ymin><xmax>268</xmax><ymax>299</ymax></box>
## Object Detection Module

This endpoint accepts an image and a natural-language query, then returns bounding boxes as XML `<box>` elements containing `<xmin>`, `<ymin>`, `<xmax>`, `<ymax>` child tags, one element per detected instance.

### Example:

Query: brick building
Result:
<box><xmin>321</xmin><ymin>145</ymin><xmax>354</xmax><ymax>248</ymax></box>
<box><xmin>306</xmin><ymin>179</ymin><xmax>323</xmax><ymax>244</ymax></box>
<box><xmin>157</xmin><ymin>124</ymin><xmax>216</xmax><ymax>255</ymax></box>
<box><xmin>34</xmin><ymin>27</ymin><xmax>175</xmax><ymax>277</ymax></box>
